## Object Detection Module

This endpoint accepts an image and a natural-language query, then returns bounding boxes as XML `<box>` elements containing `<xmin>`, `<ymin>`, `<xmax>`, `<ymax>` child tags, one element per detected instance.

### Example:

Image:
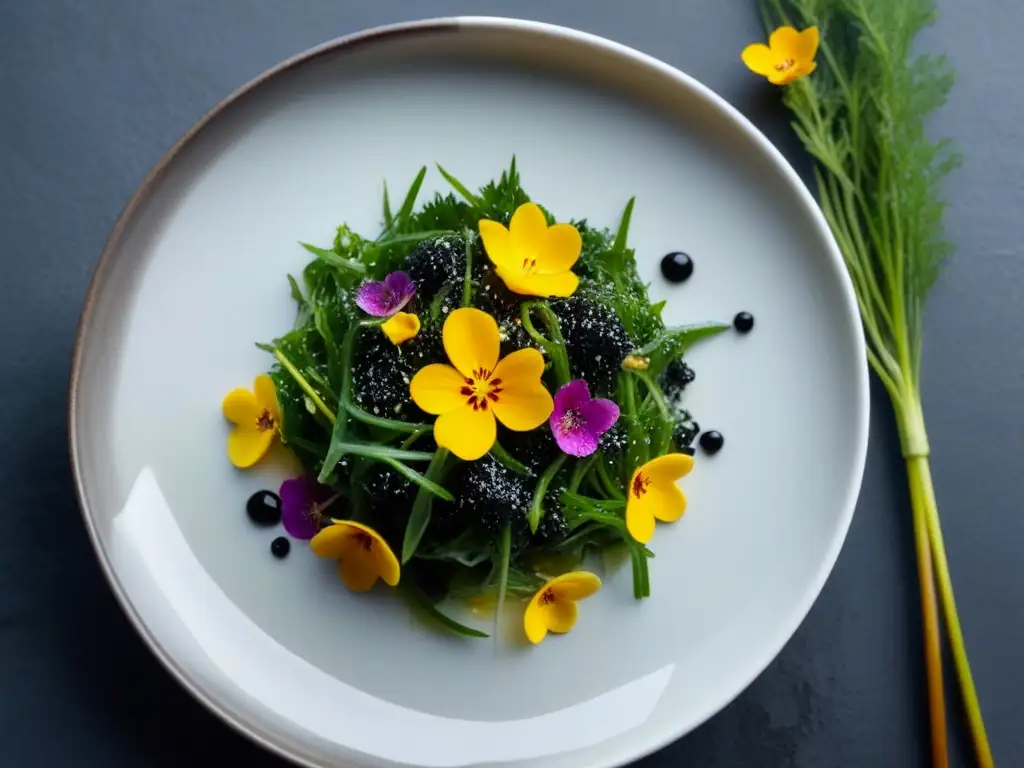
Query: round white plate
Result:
<box><xmin>70</xmin><ymin>17</ymin><xmax>869</xmax><ymax>768</ymax></box>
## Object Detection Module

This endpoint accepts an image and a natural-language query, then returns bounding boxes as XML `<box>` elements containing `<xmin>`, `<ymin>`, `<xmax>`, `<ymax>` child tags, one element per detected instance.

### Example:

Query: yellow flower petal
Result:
<box><xmin>253</xmin><ymin>374</ymin><xmax>279</xmax><ymax>416</ymax></box>
<box><xmin>524</xmin><ymin>599</ymin><xmax>551</xmax><ymax>645</ymax></box>
<box><xmin>372</xmin><ymin>539</ymin><xmax>401</xmax><ymax>587</ymax></box>
<box><xmin>769</xmin><ymin>25</ymin><xmax>802</xmax><ymax>58</ymax></box>
<box><xmin>793</xmin><ymin>26</ymin><xmax>819</xmax><ymax>62</ymax></box>
<box><xmin>338</xmin><ymin>548</ymin><xmax>380</xmax><ymax>592</ymax></box>
<box><xmin>312</xmin><ymin>521</ymin><xmax>401</xmax><ymax>591</ymax></box>
<box><xmin>546</xmin><ymin>600</ymin><xmax>578</xmax><ymax>634</ymax></box>
<box><xmin>310</xmin><ymin>522</ymin><xmax>357</xmax><ymax>559</ymax></box>
<box><xmin>381</xmin><ymin>312</ymin><xmax>420</xmax><ymax>345</ymax></box>
<box><xmin>538</xmin><ymin>223</ymin><xmax>582</xmax><ymax>274</ymax></box>
<box><xmin>479</xmin><ymin>219</ymin><xmax>516</xmax><ymax>271</ymax></box>
<box><xmin>495</xmin><ymin>265</ymin><xmax>579</xmax><ymax>298</ymax></box>
<box><xmin>409</xmin><ymin>363</ymin><xmax>467</xmax><ymax>415</ymax></box>
<box><xmin>741</xmin><ymin>43</ymin><xmax>776</xmax><ymax>76</ymax></box>
<box><xmin>434</xmin><ymin>401</ymin><xmax>497</xmax><ymax>461</ymax></box>
<box><xmin>644</xmin><ymin>482</ymin><xmax>688</xmax><ymax>523</ymax></box>
<box><xmin>227</xmin><ymin>426</ymin><xmax>275</xmax><ymax>469</ymax></box>
<box><xmin>643</xmin><ymin>453</ymin><xmax>694</xmax><ymax>484</ymax></box>
<box><xmin>626</xmin><ymin>504</ymin><xmax>656</xmax><ymax>544</ymax></box>
<box><xmin>222</xmin><ymin>388</ymin><xmax>261</xmax><ymax>426</ymax></box>
<box><xmin>442</xmin><ymin>307</ymin><xmax>500</xmax><ymax>378</ymax></box>
<box><xmin>490</xmin><ymin>348</ymin><xmax>554</xmax><ymax>431</ymax></box>
<box><xmin>547</xmin><ymin>571</ymin><xmax>602</xmax><ymax>601</ymax></box>
<box><xmin>509</xmin><ymin>202</ymin><xmax>548</xmax><ymax>255</ymax></box>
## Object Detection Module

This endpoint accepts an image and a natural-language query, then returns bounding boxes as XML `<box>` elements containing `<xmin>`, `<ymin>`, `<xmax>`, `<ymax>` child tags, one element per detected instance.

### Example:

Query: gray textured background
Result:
<box><xmin>1</xmin><ymin>1</ymin><xmax>1021</xmax><ymax>765</ymax></box>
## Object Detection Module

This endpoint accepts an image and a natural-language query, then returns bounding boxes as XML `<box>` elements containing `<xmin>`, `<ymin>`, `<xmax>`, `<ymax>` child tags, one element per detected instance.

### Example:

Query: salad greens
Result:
<box><xmin>259</xmin><ymin>159</ymin><xmax>725</xmax><ymax>634</ymax></box>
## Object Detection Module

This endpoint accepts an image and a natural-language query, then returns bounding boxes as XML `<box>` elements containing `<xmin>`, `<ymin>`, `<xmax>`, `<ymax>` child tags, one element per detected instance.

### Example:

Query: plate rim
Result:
<box><xmin>68</xmin><ymin>15</ymin><xmax>870</xmax><ymax>768</ymax></box>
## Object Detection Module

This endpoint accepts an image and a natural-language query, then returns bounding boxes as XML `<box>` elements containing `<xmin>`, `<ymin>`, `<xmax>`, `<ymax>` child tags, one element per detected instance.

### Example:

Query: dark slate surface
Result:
<box><xmin>1</xmin><ymin>0</ymin><xmax>1020</xmax><ymax>765</ymax></box>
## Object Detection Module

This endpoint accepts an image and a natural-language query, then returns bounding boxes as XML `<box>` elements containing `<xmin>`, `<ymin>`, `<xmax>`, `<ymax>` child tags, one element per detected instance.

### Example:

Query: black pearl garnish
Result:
<box><xmin>699</xmin><ymin>431</ymin><xmax>724</xmax><ymax>455</ymax></box>
<box><xmin>246</xmin><ymin>490</ymin><xmax>281</xmax><ymax>526</ymax></box>
<box><xmin>734</xmin><ymin>312</ymin><xmax>755</xmax><ymax>333</ymax></box>
<box><xmin>270</xmin><ymin>536</ymin><xmax>291</xmax><ymax>559</ymax></box>
<box><xmin>660</xmin><ymin>252</ymin><xmax>694</xmax><ymax>283</ymax></box>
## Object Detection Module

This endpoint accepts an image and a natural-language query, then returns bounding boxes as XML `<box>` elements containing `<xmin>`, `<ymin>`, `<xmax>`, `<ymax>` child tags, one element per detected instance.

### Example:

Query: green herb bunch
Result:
<box><xmin>756</xmin><ymin>1</ymin><xmax>991</xmax><ymax>766</ymax></box>
<box><xmin>259</xmin><ymin>159</ymin><xmax>726</xmax><ymax>636</ymax></box>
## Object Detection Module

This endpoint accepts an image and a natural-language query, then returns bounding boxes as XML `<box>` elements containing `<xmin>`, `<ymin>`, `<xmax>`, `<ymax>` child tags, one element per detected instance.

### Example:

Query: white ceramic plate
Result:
<box><xmin>70</xmin><ymin>17</ymin><xmax>869</xmax><ymax>768</ymax></box>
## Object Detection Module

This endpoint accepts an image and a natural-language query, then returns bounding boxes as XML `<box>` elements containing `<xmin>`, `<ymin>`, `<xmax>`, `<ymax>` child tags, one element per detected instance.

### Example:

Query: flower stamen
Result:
<box><xmin>257</xmin><ymin>409</ymin><xmax>276</xmax><ymax>432</ymax></box>
<box><xmin>631</xmin><ymin>472</ymin><xmax>651</xmax><ymax>499</ymax></box>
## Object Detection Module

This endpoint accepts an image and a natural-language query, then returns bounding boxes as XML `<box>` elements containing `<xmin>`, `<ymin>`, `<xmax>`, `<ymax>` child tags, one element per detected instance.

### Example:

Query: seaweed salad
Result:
<box><xmin>222</xmin><ymin>160</ymin><xmax>728</xmax><ymax>643</ymax></box>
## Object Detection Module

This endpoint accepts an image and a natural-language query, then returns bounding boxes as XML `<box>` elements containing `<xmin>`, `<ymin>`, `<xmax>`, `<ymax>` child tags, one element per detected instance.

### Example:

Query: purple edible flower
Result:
<box><xmin>279</xmin><ymin>475</ymin><xmax>338</xmax><ymax>540</ymax></box>
<box><xmin>549</xmin><ymin>380</ymin><xmax>620</xmax><ymax>457</ymax></box>
<box><xmin>355</xmin><ymin>271</ymin><xmax>416</xmax><ymax>317</ymax></box>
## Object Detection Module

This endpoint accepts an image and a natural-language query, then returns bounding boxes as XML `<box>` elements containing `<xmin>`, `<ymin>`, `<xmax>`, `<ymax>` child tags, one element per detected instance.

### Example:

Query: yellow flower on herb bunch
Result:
<box><xmin>222</xmin><ymin>374</ymin><xmax>280</xmax><ymax>469</ymax></box>
<box><xmin>409</xmin><ymin>308</ymin><xmax>554</xmax><ymax>461</ymax></box>
<box><xmin>478</xmin><ymin>202</ymin><xmax>581</xmax><ymax>298</ymax></box>
<box><xmin>524</xmin><ymin>571</ymin><xmax>602</xmax><ymax>645</ymax></box>
<box><xmin>381</xmin><ymin>311</ymin><xmax>420</xmax><ymax>345</ymax></box>
<box><xmin>625</xmin><ymin>453</ymin><xmax>694</xmax><ymax>544</ymax></box>
<box><xmin>742</xmin><ymin>26</ymin><xmax>819</xmax><ymax>85</ymax></box>
<box><xmin>310</xmin><ymin>520</ymin><xmax>400</xmax><ymax>592</ymax></box>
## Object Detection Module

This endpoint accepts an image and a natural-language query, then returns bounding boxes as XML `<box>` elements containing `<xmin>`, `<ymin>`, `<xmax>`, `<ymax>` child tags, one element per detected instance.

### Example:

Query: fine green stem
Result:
<box><xmin>490</xmin><ymin>441</ymin><xmax>531</xmax><ymax>476</ymax></box>
<box><xmin>521</xmin><ymin>302</ymin><xmax>571</xmax><ymax>387</ymax></box>
<box><xmin>462</xmin><ymin>228</ymin><xmax>474</xmax><ymax>307</ymax></box>
<box><xmin>495</xmin><ymin>525</ymin><xmax>512</xmax><ymax>640</ymax></box>
<box><xmin>595</xmin><ymin>458</ymin><xmax>624</xmax><ymax>501</ymax></box>
<box><xmin>906</xmin><ymin>446</ymin><xmax>949</xmax><ymax>768</ymax></box>
<box><xmin>402</xmin><ymin>448</ymin><xmax>451</xmax><ymax>562</ymax></box>
<box><xmin>273</xmin><ymin>349</ymin><xmax>336</xmax><ymax>424</ymax></box>
<box><xmin>569</xmin><ymin>455</ymin><xmax>597</xmax><ymax>493</ymax></box>
<box><xmin>529</xmin><ymin>454</ymin><xmax>568</xmax><ymax>532</ymax></box>
<box><xmin>904</xmin><ymin>407</ymin><xmax>994</xmax><ymax>768</ymax></box>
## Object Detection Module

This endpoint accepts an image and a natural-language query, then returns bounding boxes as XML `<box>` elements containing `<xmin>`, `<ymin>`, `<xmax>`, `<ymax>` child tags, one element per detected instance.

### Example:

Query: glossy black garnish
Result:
<box><xmin>734</xmin><ymin>312</ymin><xmax>755</xmax><ymax>333</ymax></box>
<box><xmin>246</xmin><ymin>490</ymin><xmax>282</xmax><ymax>526</ymax></box>
<box><xmin>271</xmin><ymin>536</ymin><xmax>291</xmax><ymax>559</ymax></box>
<box><xmin>660</xmin><ymin>252</ymin><xmax>694</xmax><ymax>283</ymax></box>
<box><xmin>699</xmin><ymin>430</ymin><xmax>724</xmax><ymax>455</ymax></box>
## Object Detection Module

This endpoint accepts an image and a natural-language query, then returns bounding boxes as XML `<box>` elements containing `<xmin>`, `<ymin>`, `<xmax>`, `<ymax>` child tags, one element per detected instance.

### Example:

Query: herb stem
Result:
<box><xmin>569</xmin><ymin>455</ymin><xmax>597</xmax><ymax>493</ymax></box>
<box><xmin>490</xmin><ymin>441</ymin><xmax>531</xmax><ymax>476</ymax></box>
<box><xmin>402</xmin><ymin>448</ymin><xmax>451</xmax><ymax>562</ymax></box>
<box><xmin>595</xmin><ymin>458</ymin><xmax>624</xmax><ymax>501</ymax></box>
<box><xmin>400</xmin><ymin>426</ymin><xmax>432</xmax><ymax>450</ymax></box>
<box><xmin>462</xmin><ymin>228</ymin><xmax>474</xmax><ymax>307</ymax></box>
<box><xmin>529</xmin><ymin>454</ymin><xmax>567</xmax><ymax>533</ymax></box>
<box><xmin>903</xmin><ymin>400</ymin><xmax>994</xmax><ymax>768</ymax></box>
<box><xmin>907</xmin><ymin>444</ymin><xmax>949</xmax><ymax>768</ymax></box>
<box><xmin>495</xmin><ymin>525</ymin><xmax>512</xmax><ymax>640</ymax></box>
<box><xmin>273</xmin><ymin>349</ymin><xmax>336</xmax><ymax>425</ymax></box>
<box><xmin>521</xmin><ymin>302</ymin><xmax>571</xmax><ymax>387</ymax></box>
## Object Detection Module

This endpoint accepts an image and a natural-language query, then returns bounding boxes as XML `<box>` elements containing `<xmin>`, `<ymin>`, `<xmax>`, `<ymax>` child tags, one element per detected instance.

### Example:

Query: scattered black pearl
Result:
<box><xmin>680</xmin><ymin>445</ymin><xmax>696</xmax><ymax>457</ymax></box>
<box><xmin>699</xmin><ymin>430</ymin><xmax>725</xmax><ymax>455</ymax></box>
<box><xmin>734</xmin><ymin>312</ymin><xmax>755</xmax><ymax>333</ymax></box>
<box><xmin>270</xmin><ymin>536</ymin><xmax>291</xmax><ymax>559</ymax></box>
<box><xmin>246</xmin><ymin>490</ymin><xmax>282</xmax><ymax>526</ymax></box>
<box><xmin>660</xmin><ymin>251</ymin><xmax>694</xmax><ymax>283</ymax></box>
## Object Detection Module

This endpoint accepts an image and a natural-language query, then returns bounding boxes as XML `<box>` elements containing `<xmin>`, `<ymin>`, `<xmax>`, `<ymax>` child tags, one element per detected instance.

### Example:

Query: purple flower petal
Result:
<box><xmin>279</xmin><ymin>476</ymin><xmax>334</xmax><ymax>540</ymax></box>
<box><xmin>581</xmin><ymin>398</ymin><xmax>620</xmax><ymax>435</ymax></box>
<box><xmin>355</xmin><ymin>281</ymin><xmax>394</xmax><ymax>317</ymax></box>
<box><xmin>550</xmin><ymin>380</ymin><xmax>620</xmax><ymax>457</ymax></box>
<box><xmin>552</xmin><ymin>422</ymin><xmax>600</xmax><ymax>457</ymax></box>
<box><xmin>383</xmin><ymin>271</ymin><xmax>416</xmax><ymax>312</ymax></box>
<box><xmin>553</xmin><ymin>380</ymin><xmax>591</xmax><ymax>419</ymax></box>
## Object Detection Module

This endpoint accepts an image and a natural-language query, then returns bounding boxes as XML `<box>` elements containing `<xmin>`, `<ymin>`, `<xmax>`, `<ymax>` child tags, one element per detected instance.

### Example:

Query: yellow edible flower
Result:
<box><xmin>310</xmin><ymin>520</ymin><xmax>400</xmax><ymax>592</ymax></box>
<box><xmin>381</xmin><ymin>311</ymin><xmax>420</xmax><ymax>345</ymax></box>
<box><xmin>742</xmin><ymin>26</ymin><xmax>819</xmax><ymax>85</ymax></box>
<box><xmin>222</xmin><ymin>374</ymin><xmax>280</xmax><ymax>468</ymax></box>
<box><xmin>479</xmin><ymin>202</ymin><xmax>581</xmax><ymax>297</ymax></box>
<box><xmin>625</xmin><ymin>454</ymin><xmax>694</xmax><ymax>544</ymax></box>
<box><xmin>409</xmin><ymin>308</ymin><xmax>554</xmax><ymax>461</ymax></box>
<box><xmin>524</xmin><ymin>571</ymin><xmax>602</xmax><ymax>645</ymax></box>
